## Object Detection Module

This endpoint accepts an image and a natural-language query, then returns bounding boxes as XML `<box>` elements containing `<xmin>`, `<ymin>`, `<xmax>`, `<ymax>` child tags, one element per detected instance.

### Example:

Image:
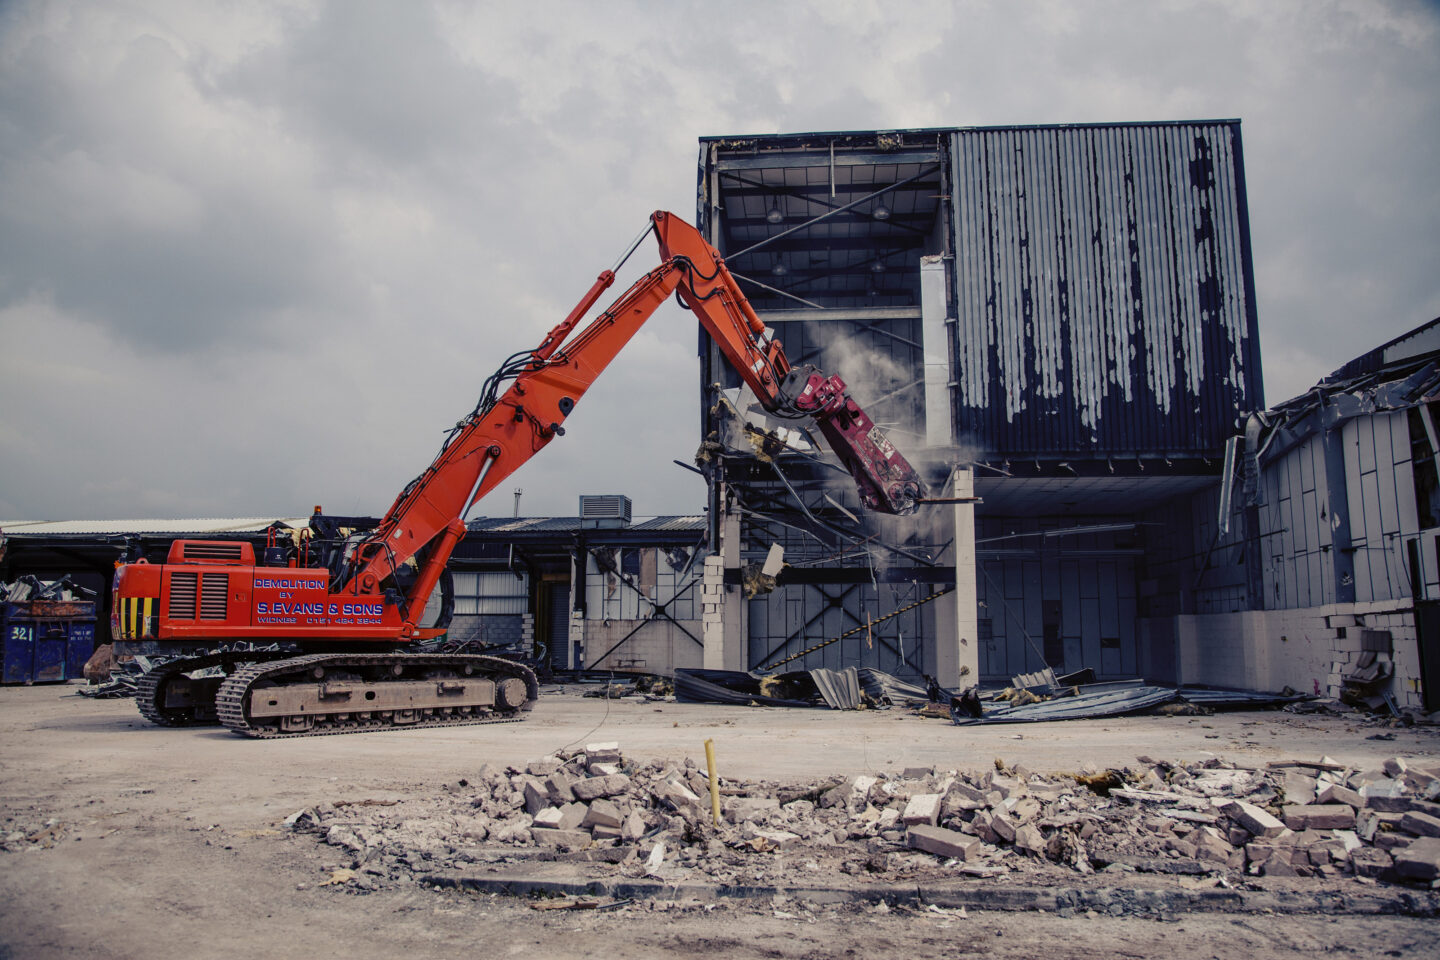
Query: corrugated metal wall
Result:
<box><xmin>1146</xmin><ymin>408</ymin><xmax>1426</xmax><ymax>614</ymax></box>
<box><xmin>950</xmin><ymin>122</ymin><xmax>1262</xmax><ymax>456</ymax></box>
<box><xmin>1342</xmin><ymin>410</ymin><xmax>1420</xmax><ymax>603</ymax></box>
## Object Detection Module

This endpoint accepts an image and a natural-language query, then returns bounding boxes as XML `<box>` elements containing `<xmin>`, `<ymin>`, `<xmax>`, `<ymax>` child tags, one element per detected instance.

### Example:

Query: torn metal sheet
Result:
<box><xmin>674</xmin><ymin>666</ymin><xmax>865</xmax><ymax>710</ymax></box>
<box><xmin>672</xmin><ymin>669</ymin><xmax>816</xmax><ymax>708</ymax></box>
<box><xmin>1174</xmin><ymin>686</ymin><xmax>1312</xmax><ymax>709</ymax></box>
<box><xmin>809</xmin><ymin>666</ymin><xmax>861</xmax><ymax>710</ymax></box>
<box><xmin>857</xmin><ymin>667</ymin><xmax>938</xmax><ymax>705</ymax></box>
<box><xmin>954</xmin><ymin>680</ymin><xmax>1315</xmax><ymax>724</ymax></box>
<box><xmin>952</xmin><ymin>684</ymin><xmax>1181</xmax><ymax>724</ymax></box>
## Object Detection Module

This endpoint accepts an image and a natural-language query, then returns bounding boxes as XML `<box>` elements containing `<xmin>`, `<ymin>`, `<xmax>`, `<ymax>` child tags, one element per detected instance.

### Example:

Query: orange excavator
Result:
<box><xmin>112</xmin><ymin>211</ymin><xmax>925</xmax><ymax>737</ymax></box>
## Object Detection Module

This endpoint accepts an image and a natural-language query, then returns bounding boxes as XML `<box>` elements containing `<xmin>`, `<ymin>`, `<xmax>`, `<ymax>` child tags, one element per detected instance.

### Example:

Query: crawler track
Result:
<box><xmin>215</xmin><ymin>653</ymin><xmax>538</xmax><ymax>738</ymax></box>
<box><xmin>135</xmin><ymin>650</ymin><xmax>292</xmax><ymax>727</ymax></box>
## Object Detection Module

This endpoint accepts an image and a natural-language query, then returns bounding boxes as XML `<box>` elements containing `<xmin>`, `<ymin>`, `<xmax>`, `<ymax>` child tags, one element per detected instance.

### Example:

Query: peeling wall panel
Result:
<box><xmin>949</xmin><ymin>122</ymin><xmax>1261</xmax><ymax>457</ymax></box>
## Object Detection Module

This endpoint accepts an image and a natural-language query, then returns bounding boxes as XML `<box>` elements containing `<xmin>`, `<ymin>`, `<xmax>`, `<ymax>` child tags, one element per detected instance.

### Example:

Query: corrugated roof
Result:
<box><xmin>466</xmin><ymin>516</ymin><xmax>705</xmax><ymax>534</ymax></box>
<box><xmin>0</xmin><ymin>518</ymin><xmax>310</xmax><ymax>536</ymax></box>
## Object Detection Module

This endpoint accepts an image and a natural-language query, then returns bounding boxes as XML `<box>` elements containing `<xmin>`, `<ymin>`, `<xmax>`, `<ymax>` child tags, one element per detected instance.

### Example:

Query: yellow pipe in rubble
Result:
<box><xmin>704</xmin><ymin>738</ymin><xmax>721</xmax><ymax>826</ymax></box>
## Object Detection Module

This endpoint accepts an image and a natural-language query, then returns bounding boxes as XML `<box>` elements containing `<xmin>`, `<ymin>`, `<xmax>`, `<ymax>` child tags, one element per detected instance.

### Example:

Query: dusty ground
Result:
<box><xmin>2</xmin><ymin>682</ymin><xmax>1439</xmax><ymax>959</ymax></box>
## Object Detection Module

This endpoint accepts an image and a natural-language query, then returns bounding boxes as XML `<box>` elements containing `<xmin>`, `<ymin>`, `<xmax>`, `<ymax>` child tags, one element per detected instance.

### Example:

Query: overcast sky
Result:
<box><xmin>1</xmin><ymin>0</ymin><xmax>1436</xmax><ymax>522</ymax></box>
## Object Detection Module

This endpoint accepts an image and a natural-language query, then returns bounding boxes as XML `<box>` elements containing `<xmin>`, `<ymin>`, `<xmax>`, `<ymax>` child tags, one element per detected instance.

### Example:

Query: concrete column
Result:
<box><xmin>702</xmin><ymin>489</ymin><xmax>747</xmax><ymax>671</ymax></box>
<box><xmin>719</xmin><ymin>504</ymin><xmax>746</xmax><ymax>671</ymax></box>
<box><xmin>935</xmin><ymin>466</ymin><xmax>980</xmax><ymax>689</ymax></box>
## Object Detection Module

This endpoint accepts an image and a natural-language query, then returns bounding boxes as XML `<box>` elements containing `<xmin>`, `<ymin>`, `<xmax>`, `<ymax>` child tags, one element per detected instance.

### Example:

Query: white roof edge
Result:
<box><xmin>0</xmin><ymin>518</ymin><xmax>312</xmax><ymax>535</ymax></box>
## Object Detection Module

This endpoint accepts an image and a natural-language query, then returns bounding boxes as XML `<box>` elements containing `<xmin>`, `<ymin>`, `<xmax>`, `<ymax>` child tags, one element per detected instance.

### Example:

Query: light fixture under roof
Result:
<box><xmin>771</xmin><ymin>261</ymin><xmax>788</xmax><ymax>277</ymax></box>
<box><xmin>872</xmin><ymin>202</ymin><xmax>891</xmax><ymax>221</ymax></box>
<box><xmin>870</xmin><ymin>258</ymin><xmax>886</xmax><ymax>273</ymax></box>
<box><xmin>766</xmin><ymin>203</ymin><xmax>784</xmax><ymax>224</ymax></box>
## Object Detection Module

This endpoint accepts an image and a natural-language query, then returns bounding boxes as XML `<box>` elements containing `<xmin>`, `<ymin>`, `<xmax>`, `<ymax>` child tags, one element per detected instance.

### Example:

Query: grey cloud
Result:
<box><xmin>1</xmin><ymin>0</ymin><xmax>1437</xmax><ymax>522</ymax></box>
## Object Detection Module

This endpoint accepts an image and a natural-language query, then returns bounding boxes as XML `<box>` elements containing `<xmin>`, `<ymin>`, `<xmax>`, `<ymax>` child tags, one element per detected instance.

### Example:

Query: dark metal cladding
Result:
<box><xmin>950</xmin><ymin>121</ymin><xmax>1263</xmax><ymax>457</ymax></box>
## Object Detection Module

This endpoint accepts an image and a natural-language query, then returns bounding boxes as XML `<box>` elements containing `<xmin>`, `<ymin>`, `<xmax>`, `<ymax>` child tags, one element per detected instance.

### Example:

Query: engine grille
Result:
<box><xmin>168</xmin><ymin>572</ymin><xmax>198</xmax><ymax>619</ymax></box>
<box><xmin>182</xmin><ymin>542</ymin><xmax>246</xmax><ymax>561</ymax></box>
<box><xmin>200</xmin><ymin>574</ymin><xmax>228</xmax><ymax>620</ymax></box>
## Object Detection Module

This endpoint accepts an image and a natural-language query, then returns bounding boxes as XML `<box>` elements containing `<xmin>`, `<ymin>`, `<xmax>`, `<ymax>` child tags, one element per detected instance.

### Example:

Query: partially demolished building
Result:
<box><xmin>688</xmin><ymin>122</ymin><xmax>1267</xmax><ymax>696</ymax></box>
<box><xmin>1142</xmin><ymin>320</ymin><xmax>1440</xmax><ymax>713</ymax></box>
<box><xmin>677</xmin><ymin>122</ymin><xmax>1436</xmax><ymax>714</ymax></box>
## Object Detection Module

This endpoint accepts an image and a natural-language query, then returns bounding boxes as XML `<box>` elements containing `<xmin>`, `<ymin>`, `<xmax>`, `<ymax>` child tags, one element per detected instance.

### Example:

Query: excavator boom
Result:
<box><xmin>347</xmin><ymin>211</ymin><xmax>925</xmax><ymax>617</ymax></box>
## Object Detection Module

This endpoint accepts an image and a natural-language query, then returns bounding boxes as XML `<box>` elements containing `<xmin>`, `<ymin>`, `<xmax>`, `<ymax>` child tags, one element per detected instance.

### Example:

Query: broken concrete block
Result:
<box><xmin>1261</xmin><ymin>857</ymin><xmax>1299</xmax><ymax>877</ymax></box>
<box><xmin>1282</xmin><ymin>804</ymin><xmax>1356</xmax><ymax>831</ymax></box>
<box><xmin>1399</xmin><ymin>811</ymin><xmax>1440</xmax><ymax>838</ymax></box>
<box><xmin>1383</xmin><ymin>757</ymin><xmax>1409</xmax><ymax>778</ymax></box>
<box><xmin>621</xmin><ymin>811</ymin><xmax>646</xmax><ymax>841</ymax></box>
<box><xmin>1349</xmin><ymin>846</ymin><xmax>1394</xmax><ymax>879</ymax></box>
<box><xmin>582</xmin><ymin>798</ymin><xmax>623</xmax><ymax>830</ymax></box>
<box><xmin>556</xmin><ymin>802</ymin><xmax>589</xmax><ymax>831</ymax></box>
<box><xmin>1220</xmin><ymin>799</ymin><xmax>1285</xmax><ymax>838</ymax></box>
<box><xmin>725</xmin><ymin>797</ymin><xmax>779</xmax><ymax>824</ymax></box>
<box><xmin>989</xmin><ymin>775</ymin><xmax>1025</xmax><ymax>799</ymax></box>
<box><xmin>1374</xmin><ymin>833</ymin><xmax>1414</xmax><ymax>852</ymax></box>
<box><xmin>990</xmin><ymin>812</ymin><xmax>1017</xmax><ymax>844</ymax></box>
<box><xmin>571</xmin><ymin>774</ymin><xmax>631</xmax><ymax>801</ymax></box>
<box><xmin>1315</xmin><ymin>783</ymin><xmax>1363</xmax><ymax>809</ymax></box>
<box><xmin>656</xmin><ymin>778</ymin><xmax>702</xmax><ymax>812</ymax></box>
<box><xmin>545</xmin><ymin>772</ymin><xmax>574</xmax><ymax>804</ymax></box>
<box><xmin>1014</xmin><ymin>823</ymin><xmax>1046</xmax><ymax>857</ymax></box>
<box><xmin>1361</xmin><ymin>778</ymin><xmax>1404</xmax><ymax>800</ymax></box>
<box><xmin>1365</xmin><ymin>795</ymin><xmax>1413</xmax><ymax>813</ymax></box>
<box><xmin>908</xmin><ymin>824</ymin><xmax>981</xmax><ymax>860</ymax></box>
<box><xmin>1282</xmin><ymin>773</ymin><xmax>1318</xmax><ymax>806</ymax></box>
<box><xmin>584</xmin><ymin>742</ymin><xmax>622</xmax><ymax>764</ymax></box>
<box><xmin>947</xmin><ymin>781</ymin><xmax>990</xmax><ymax>804</ymax></box>
<box><xmin>752</xmin><ymin>829</ymin><xmax>801</xmax><ymax>848</ymax></box>
<box><xmin>1357</xmin><ymin>809</ymin><xmax>1405</xmax><ymax>841</ymax></box>
<box><xmin>849</xmin><ymin>775</ymin><xmax>878</xmax><ymax>806</ymax></box>
<box><xmin>532</xmin><ymin>828</ymin><xmax>590</xmax><ymax>850</ymax></box>
<box><xmin>523</xmin><ymin>780</ymin><xmax>550</xmax><ymax>816</ymax></box>
<box><xmin>783</xmin><ymin>799</ymin><xmax>815</xmax><ymax>818</ymax></box>
<box><xmin>901</xmin><ymin>766</ymin><xmax>934</xmax><ymax>780</ymax></box>
<box><xmin>532</xmin><ymin>807</ymin><xmax>566</xmax><ymax>830</ymax></box>
<box><xmin>588</xmin><ymin>762</ymin><xmax>622</xmax><ymax>777</ymax></box>
<box><xmin>591</xmin><ymin>824</ymin><xmax>623</xmax><ymax>840</ymax></box>
<box><xmin>1393</xmin><ymin>836</ymin><xmax>1440</xmax><ymax>880</ymax></box>
<box><xmin>760</xmin><ymin>543</ymin><xmax>785</xmax><ymax>577</ymax></box>
<box><xmin>526</xmin><ymin>757</ymin><xmax>562</xmax><ymax>777</ymax></box>
<box><xmin>1008</xmin><ymin>797</ymin><xmax>1041</xmax><ymax>823</ymax></box>
<box><xmin>1167</xmin><ymin>838</ymin><xmax>1197</xmax><ymax>858</ymax></box>
<box><xmin>901</xmin><ymin>794</ymin><xmax>942</xmax><ymax>827</ymax></box>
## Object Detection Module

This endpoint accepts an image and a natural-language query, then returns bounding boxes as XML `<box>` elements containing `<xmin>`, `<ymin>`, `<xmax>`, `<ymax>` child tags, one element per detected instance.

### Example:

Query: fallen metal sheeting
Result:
<box><xmin>809</xmin><ymin>666</ymin><xmax>861</xmax><ymax>710</ymax></box>
<box><xmin>952</xmin><ymin>680</ymin><xmax>1313</xmax><ymax>724</ymax></box>
<box><xmin>952</xmin><ymin>682</ymin><xmax>1181</xmax><ymax>724</ymax></box>
<box><xmin>857</xmin><ymin>667</ymin><xmax>935</xmax><ymax>705</ymax></box>
<box><xmin>673</xmin><ymin>666</ymin><xmax>863</xmax><ymax>710</ymax></box>
<box><xmin>672</xmin><ymin>669</ymin><xmax>815</xmax><ymax>708</ymax></box>
<box><xmin>674</xmin><ymin>665</ymin><xmax>1312</xmax><ymax>722</ymax></box>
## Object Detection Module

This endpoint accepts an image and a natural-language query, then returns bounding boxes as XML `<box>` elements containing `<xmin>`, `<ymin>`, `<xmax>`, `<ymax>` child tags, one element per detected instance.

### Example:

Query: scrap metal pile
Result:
<box><xmin>280</xmin><ymin>743</ymin><xmax>1440</xmax><ymax>895</ymax></box>
<box><xmin>673</xmin><ymin>665</ymin><xmax>1312</xmax><ymax>722</ymax></box>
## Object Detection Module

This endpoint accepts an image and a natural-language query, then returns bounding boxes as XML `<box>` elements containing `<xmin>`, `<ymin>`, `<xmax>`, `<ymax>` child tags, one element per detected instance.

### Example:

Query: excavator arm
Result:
<box><xmin>342</xmin><ymin>211</ymin><xmax>925</xmax><ymax>633</ymax></box>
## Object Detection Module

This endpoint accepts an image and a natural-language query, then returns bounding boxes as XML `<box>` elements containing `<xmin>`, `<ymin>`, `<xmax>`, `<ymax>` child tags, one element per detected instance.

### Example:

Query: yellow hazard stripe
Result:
<box><xmin>142</xmin><ymin>596</ymin><xmax>153</xmax><ymax>638</ymax></box>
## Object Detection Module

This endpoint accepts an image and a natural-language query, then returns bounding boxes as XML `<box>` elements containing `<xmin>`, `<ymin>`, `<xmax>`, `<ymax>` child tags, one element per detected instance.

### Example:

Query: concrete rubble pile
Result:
<box><xmin>284</xmin><ymin>743</ymin><xmax>1440</xmax><ymax>894</ymax></box>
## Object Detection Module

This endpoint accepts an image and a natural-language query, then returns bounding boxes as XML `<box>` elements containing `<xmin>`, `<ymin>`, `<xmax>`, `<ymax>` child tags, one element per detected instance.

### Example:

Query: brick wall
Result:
<box><xmin>1154</xmin><ymin>601</ymin><xmax>1425</xmax><ymax>711</ymax></box>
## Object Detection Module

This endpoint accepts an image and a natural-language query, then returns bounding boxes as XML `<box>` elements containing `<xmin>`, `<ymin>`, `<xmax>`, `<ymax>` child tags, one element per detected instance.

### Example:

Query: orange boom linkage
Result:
<box><xmin>112</xmin><ymin>211</ymin><xmax>925</xmax><ymax>737</ymax></box>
